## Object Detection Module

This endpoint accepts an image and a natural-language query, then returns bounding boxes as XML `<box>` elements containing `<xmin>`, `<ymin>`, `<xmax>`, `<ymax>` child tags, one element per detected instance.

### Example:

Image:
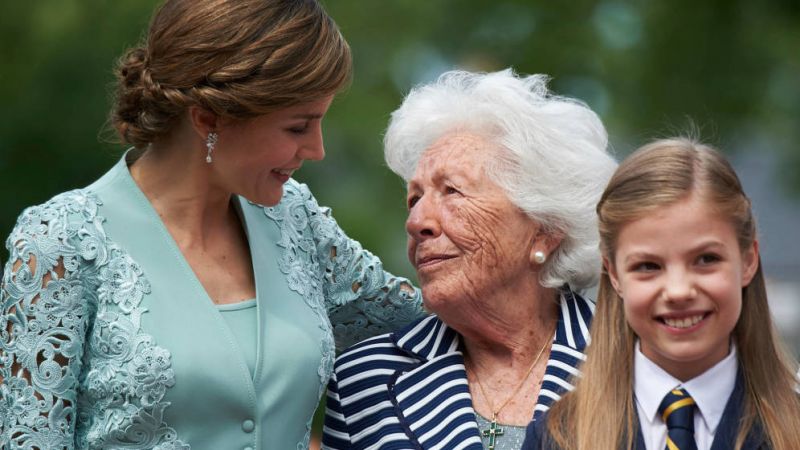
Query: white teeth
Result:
<box><xmin>663</xmin><ymin>314</ymin><xmax>704</xmax><ymax>329</ymax></box>
<box><xmin>274</xmin><ymin>169</ymin><xmax>293</xmax><ymax>176</ymax></box>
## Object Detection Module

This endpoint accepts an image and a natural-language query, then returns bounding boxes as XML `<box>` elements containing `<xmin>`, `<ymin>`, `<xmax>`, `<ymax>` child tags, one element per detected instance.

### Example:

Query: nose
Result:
<box><xmin>663</xmin><ymin>266</ymin><xmax>696</xmax><ymax>303</ymax></box>
<box><xmin>405</xmin><ymin>194</ymin><xmax>441</xmax><ymax>242</ymax></box>
<box><xmin>300</xmin><ymin>123</ymin><xmax>325</xmax><ymax>161</ymax></box>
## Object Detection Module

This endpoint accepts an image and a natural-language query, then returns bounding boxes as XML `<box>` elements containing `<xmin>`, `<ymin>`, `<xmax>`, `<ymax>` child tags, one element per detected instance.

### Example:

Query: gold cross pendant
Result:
<box><xmin>480</xmin><ymin>414</ymin><xmax>505</xmax><ymax>450</ymax></box>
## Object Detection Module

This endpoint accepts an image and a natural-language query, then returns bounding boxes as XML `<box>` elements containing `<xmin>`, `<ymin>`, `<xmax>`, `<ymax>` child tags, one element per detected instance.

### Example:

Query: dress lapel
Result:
<box><xmin>389</xmin><ymin>316</ymin><xmax>483</xmax><ymax>449</ymax></box>
<box><xmin>387</xmin><ymin>289</ymin><xmax>594</xmax><ymax>448</ymax></box>
<box><xmin>533</xmin><ymin>289</ymin><xmax>594</xmax><ymax>421</ymax></box>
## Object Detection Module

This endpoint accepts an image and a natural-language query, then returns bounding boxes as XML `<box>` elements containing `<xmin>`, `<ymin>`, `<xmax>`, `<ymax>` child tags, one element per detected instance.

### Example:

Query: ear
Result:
<box><xmin>528</xmin><ymin>227</ymin><xmax>564</xmax><ymax>266</ymax></box>
<box><xmin>740</xmin><ymin>239</ymin><xmax>760</xmax><ymax>287</ymax></box>
<box><xmin>188</xmin><ymin>105</ymin><xmax>219</xmax><ymax>139</ymax></box>
<box><xmin>603</xmin><ymin>255</ymin><xmax>621</xmax><ymax>294</ymax></box>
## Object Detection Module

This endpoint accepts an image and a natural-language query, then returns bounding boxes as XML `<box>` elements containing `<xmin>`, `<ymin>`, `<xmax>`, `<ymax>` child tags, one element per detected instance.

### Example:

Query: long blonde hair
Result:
<box><xmin>546</xmin><ymin>137</ymin><xmax>800</xmax><ymax>450</ymax></box>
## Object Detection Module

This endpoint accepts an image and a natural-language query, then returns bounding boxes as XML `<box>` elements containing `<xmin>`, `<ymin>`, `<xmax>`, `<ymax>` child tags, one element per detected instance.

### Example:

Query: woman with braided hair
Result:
<box><xmin>0</xmin><ymin>1</ymin><xmax>423</xmax><ymax>449</ymax></box>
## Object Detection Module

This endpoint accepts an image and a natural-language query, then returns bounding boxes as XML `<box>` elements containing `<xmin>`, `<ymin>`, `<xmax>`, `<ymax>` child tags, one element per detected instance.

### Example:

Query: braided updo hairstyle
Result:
<box><xmin>111</xmin><ymin>0</ymin><xmax>352</xmax><ymax>148</ymax></box>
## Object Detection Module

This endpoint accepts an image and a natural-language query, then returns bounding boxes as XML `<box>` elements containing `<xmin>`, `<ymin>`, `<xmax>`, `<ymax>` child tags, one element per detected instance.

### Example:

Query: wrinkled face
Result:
<box><xmin>607</xmin><ymin>195</ymin><xmax>758</xmax><ymax>380</ymax></box>
<box><xmin>405</xmin><ymin>133</ymin><xmax>539</xmax><ymax>313</ymax></box>
<box><xmin>213</xmin><ymin>96</ymin><xmax>334</xmax><ymax>206</ymax></box>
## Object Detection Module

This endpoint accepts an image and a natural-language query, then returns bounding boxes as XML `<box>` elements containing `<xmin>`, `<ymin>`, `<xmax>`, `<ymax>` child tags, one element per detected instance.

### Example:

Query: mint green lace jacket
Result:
<box><xmin>0</xmin><ymin>156</ymin><xmax>423</xmax><ymax>449</ymax></box>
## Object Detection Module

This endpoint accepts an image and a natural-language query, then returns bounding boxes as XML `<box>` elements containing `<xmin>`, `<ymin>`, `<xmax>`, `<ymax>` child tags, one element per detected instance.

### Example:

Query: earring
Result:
<box><xmin>533</xmin><ymin>251</ymin><xmax>546</xmax><ymax>264</ymax></box>
<box><xmin>205</xmin><ymin>132</ymin><xmax>218</xmax><ymax>163</ymax></box>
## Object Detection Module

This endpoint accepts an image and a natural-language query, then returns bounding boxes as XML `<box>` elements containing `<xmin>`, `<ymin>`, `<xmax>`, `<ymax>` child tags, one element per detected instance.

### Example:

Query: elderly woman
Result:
<box><xmin>322</xmin><ymin>69</ymin><xmax>617</xmax><ymax>450</ymax></box>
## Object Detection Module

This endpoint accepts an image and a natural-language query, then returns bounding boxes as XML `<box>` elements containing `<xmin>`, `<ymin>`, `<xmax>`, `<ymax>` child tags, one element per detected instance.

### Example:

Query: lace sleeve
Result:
<box><xmin>304</xmin><ymin>186</ymin><xmax>424</xmax><ymax>351</ymax></box>
<box><xmin>0</xmin><ymin>196</ymin><xmax>100</xmax><ymax>449</ymax></box>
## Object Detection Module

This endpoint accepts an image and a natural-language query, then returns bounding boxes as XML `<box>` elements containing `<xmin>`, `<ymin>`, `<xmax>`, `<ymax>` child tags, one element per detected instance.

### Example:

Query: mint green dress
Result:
<box><xmin>0</xmin><ymin>153</ymin><xmax>423</xmax><ymax>449</ymax></box>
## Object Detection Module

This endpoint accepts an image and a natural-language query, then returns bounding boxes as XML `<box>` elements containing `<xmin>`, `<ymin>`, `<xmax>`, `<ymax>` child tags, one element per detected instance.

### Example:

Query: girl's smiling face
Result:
<box><xmin>606</xmin><ymin>194</ymin><xmax>759</xmax><ymax>381</ymax></box>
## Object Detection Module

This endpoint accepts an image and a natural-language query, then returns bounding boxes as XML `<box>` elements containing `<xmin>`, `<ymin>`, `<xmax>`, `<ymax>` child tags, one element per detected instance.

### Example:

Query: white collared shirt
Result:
<box><xmin>633</xmin><ymin>341</ymin><xmax>738</xmax><ymax>450</ymax></box>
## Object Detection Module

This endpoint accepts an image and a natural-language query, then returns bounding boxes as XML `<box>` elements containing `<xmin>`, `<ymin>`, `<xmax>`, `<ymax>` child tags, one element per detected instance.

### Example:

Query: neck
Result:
<box><xmin>458</xmin><ymin>283</ymin><xmax>560</xmax><ymax>367</ymax></box>
<box><xmin>460</xmin><ymin>283</ymin><xmax>558</xmax><ymax>425</ymax></box>
<box><xmin>129</xmin><ymin>136</ymin><xmax>234</xmax><ymax>249</ymax></box>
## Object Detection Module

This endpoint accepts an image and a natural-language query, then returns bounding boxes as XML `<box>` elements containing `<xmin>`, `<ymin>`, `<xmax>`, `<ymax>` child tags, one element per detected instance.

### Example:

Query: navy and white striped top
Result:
<box><xmin>322</xmin><ymin>289</ymin><xmax>594</xmax><ymax>450</ymax></box>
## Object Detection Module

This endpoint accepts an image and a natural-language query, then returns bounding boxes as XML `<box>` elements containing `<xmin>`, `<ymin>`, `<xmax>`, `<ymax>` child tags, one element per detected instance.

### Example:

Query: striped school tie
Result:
<box><xmin>657</xmin><ymin>388</ymin><xmax>698</xmax><ymax>450</ymax></box>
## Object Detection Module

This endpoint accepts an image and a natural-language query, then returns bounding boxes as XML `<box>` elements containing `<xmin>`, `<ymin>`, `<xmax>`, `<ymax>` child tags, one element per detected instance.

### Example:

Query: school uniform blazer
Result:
<box><xmin>322</xmin><ymin>289</ymin><xmax>594</xmax><ymax>450</ymax></box>
<box><xmin>523</xmin><ymin>371</ymin><xmax>768</xmax><ymax>450</ymax></box>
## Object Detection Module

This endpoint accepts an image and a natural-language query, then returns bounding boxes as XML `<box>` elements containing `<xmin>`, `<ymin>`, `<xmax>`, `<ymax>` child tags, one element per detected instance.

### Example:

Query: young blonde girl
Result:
<box><xmin>529</xmin><ymin>137</ymin><xmax>800</xmax><ymax>450</ymax></box>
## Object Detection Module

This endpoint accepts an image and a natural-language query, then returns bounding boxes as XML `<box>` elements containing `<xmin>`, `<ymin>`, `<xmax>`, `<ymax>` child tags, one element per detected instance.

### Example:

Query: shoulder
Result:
<box><xmin>7</xmin><ymin>189</ymin><xmax>104</xmax><ymax>248</ymax></box>
<box><xmin>277</xmin><ymin>178</ymin><xmax>314</xmax><ymax>205</ymax></box>
<box><xmin>3</xmin><ymin>187</ymin><xmax>130</xmax><ymax>306</ymax></box>
<box><xmin>522</xmin><ymin>414</ymin><xmax>562</xmax><ymax>450</ymax></box>
<box><xmin>328</xmin><ymin>330</ymin><xmax>411</xmax><ymax>405</ymax></box>
<box><xmin>15</xmin><ymin>189</ymin><xmax>102</xmax><ymax>224</ymax></box>
<box><xmin>332</xmin><ymin>330</ymin><xmax>405</xmax><ymax>374</ymax></box>
<box><xmin>253</xmin><ymin>179</ymin><xmax>335</xmax><ymax>230</ymax></box>
<box><xmin>255</xmin><ymin>179</ymin><xmax>356</xmax><ymax>256</ymax></box>
<box><xmin>334</xmin><ymin>333</ymin><xmax>401</xmax><ymax>372</ymax></box>
<box><xmin>275</xmin><ymin>179</ymin><xmax>322</xmax><ymax>214</ymax></box>
<box><xmin>10</xmin><ymin>153</ymin><xmax>128</xmax><ymax>230</ymax></box>
<box><xmin>245</xmin><ymin>179</ymin><xmax>318</xmax><ymax>215</ymax></box>
<box><xmin>333</xmin><ymin>314</ymin><xmax>441</xmax><ymax>374</ymax></box>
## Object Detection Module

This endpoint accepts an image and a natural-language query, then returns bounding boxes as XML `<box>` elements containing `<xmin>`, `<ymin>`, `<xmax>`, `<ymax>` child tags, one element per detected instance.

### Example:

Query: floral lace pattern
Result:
<box><xmin>0</xmin><ymin>191</ymin><xmax>188</xmax><ymax>449</ymax></box>
<box><xmin>262</xmin><ymin>180</ymin><xmax>423</xmax><ymax>449</ymax></box>
<box><xmin>1</xmin><ymin>180</ymin><xmax>421</xmax><ymax>450</ymax></box>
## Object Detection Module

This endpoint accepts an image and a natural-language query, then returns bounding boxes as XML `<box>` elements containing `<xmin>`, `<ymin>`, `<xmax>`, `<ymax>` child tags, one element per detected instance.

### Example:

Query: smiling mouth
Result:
<box><xmin>658</xmin><ymin>313</ymin><xmax>709</xmax><ymax>329</ymax></box>
<box><xmin>272</xmin><ymin>168</ymin><xmax>296</xmax><ymax>177</ymax></box>
<box><xmin>416</xmin><ymin>255</ymin><xmax>457</xmax><ymax>268</ymax></box>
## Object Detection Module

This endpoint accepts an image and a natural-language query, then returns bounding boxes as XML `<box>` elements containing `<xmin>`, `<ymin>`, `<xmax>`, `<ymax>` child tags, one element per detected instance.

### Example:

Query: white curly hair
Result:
<box><xmin>384</xmin><ymin>69</ymin><xmax>617</xmax><ymax>291</ymax></box>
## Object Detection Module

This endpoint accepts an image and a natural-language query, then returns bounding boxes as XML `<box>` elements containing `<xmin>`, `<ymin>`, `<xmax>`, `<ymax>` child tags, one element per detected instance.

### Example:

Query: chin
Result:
<box><xmin>251</xmin><ymin>188</ymin><xmax>285</xmax><ymax>207</ymax></box>
<box><xmin>652</xmin><ymin>342</ymin><xmax>729</xmax><ymax>372</ymax></box>
<box><xmin>420</xmin><ymin>286</ymin><xmax>460</xmax><ymax>315</ymax></box>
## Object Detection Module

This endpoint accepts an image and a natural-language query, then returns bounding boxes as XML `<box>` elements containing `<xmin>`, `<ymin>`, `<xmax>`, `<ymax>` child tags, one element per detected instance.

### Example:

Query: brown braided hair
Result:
<box><xmin>111</xmin><ymin>0</ymin><xmax>352</xmax><ymax>148</ymax></box>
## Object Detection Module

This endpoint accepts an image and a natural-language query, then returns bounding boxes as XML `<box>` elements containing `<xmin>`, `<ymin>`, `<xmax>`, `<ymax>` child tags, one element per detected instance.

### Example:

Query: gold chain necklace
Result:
<box><xmin>468</xmin><ymin>332</ymin><xmax>552</xmax><ymax>450</ymax></box>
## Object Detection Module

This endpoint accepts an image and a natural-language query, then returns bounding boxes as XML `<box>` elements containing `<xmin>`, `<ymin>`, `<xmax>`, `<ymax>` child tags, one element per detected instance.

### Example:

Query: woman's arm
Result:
<box><xmin>0</xmin><ymin>197</ymin><xmax>96</xmax><ymax>449</ymax></box>
<box><xmin>303</xmin><ymin>184</ymin><xmax>424</xmax><ymax>350</ymax></box>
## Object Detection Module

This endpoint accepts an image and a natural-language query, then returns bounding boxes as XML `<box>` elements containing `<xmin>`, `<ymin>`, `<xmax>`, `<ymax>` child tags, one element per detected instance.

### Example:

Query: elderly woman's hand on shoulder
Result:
<box><xmin>322</xmin><ymin>69</ymin><xmax>617</xmax><ymax>450</ymax></box>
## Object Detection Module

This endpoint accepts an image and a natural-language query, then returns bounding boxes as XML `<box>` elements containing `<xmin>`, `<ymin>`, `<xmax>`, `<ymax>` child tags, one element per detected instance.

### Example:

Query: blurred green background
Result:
<box><xmin>2</xmin><ymin>0</ymin><xmax>799</xmax><ymax>442</ymax></box>
<box><xmin>2</xmin><ymin>0</ymin><xmax>798</xmax><ymax>278</ymax></box>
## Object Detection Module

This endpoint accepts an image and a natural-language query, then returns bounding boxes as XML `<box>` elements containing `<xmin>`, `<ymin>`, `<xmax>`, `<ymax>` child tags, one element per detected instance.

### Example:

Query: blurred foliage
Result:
<box><xmin>2</xmin><ymin>0</ymin><xmax>799</xmax><ymax>277</ymax></box>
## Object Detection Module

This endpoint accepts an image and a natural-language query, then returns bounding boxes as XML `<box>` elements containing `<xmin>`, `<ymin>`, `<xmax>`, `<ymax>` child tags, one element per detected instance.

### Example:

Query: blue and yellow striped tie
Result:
<box><xmin>657</xmin><ymin>388</ymin><xmax>698</xmax><ymax>450</ymax></box>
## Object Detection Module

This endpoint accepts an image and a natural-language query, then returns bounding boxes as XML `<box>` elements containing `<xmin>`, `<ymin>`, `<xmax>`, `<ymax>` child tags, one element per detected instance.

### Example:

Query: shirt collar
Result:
<box><xmin>392</xmin><ymin>288</ymin><xmax>593</xmax><ymax>361</ymax></box>
<box><xmin>683</xmin><ymin>345</ymin><xmax>738</xmax><ymax>434</ymax></box>
<box><xmin>633</xmin><ymin>341</ymin><xmax>738</xmax><ymax>434</ymax></box>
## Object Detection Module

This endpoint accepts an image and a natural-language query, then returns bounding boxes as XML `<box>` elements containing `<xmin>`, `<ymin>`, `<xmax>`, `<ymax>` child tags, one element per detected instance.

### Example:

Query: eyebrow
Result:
<box><xmin>692</xmin><ymin>240</ymin><xmax>727</xmax><ymax>254</ymax></box>
<box><xmin>622</xmin><ymin>240</ymin><xmax>726</xmax><ymax>264</ymax></box>
<box><xmin>291</xmin><ymin>113</ymin><xmax>325</xmax><ymax>120</ymax></box>
<box><xmin>623</xmin><ymin>252</ymin><xmax>659</xmax><ymax>265</ymax></box>
<box><xmin>406</xmin><ymin>171</ymin><xmax>448</xmax><ymax>191</ymax></box>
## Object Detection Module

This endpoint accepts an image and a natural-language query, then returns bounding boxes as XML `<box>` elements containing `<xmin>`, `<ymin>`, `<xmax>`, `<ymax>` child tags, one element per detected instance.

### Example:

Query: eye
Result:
<box><xmin>697</xmin><ymin>253</ymin><xmax>721</xmax><ymax>265</ymax></box>
<box><xmin>444</xmin><ymin>185</ymin><xmax>460</xmax><ymax>195</ymax></box>
<box><xmin>287</xmin><ymin>122</ymin><xmax>309</xmax><ymax>134</ymax></box>
<box><xmin>407</xmin><ymin>195</ymin><xmax>420</xmax><ymax>209</ymax></box>
<box><xmin>631</xmin><ymin>261</ymin><xmax>660</xmax><ymax>272</ymax></box>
